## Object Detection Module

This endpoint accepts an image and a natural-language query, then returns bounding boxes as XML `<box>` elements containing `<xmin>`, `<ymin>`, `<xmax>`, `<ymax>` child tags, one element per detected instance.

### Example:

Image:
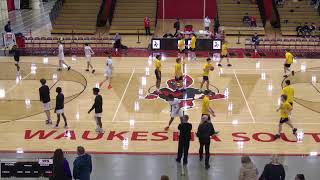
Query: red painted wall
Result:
<box><xmin>7</xmin><ymin>0</ymin><xmax>15</xmax><ymax>12</ymax></box>
<box><xmin>157</xmin><ymin>0</ymin><xmax>216</xmax><ymax>19</ymax></box>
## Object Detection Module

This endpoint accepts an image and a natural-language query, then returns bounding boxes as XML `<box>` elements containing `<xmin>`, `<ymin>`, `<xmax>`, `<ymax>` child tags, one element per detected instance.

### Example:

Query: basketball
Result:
<box><xmin>210</xmin><ymin>67</ymin><xmax>214</xmax><ymax>71</ymax></box>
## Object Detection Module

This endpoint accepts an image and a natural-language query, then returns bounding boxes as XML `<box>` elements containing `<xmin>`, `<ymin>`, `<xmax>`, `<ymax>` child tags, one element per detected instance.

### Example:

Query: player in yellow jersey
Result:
<box><xmin>200</xmin><ymin>58</ymin><xmax>214</xmax><ymax>91</ymax></box>
<box><xmin>154</xmin><ymin>55</ymin><xmax>162</xmax><ymax>93</ymax></box>
<box><xmin>189</xmin><ymin>33</ymin><xmax>197</xmax><ymax>60</ymax></box>
<box><xmin>201</xmin><ymin>90</ymin><xmax>216</xmax><ymax>121</ymax></box>
<box><xmin>282</xmin><ymin>80</ymin><xmax>294</xmax><ymax>107</ymax></box>
<box><xmin>178</xmin><ymin>36</ymin><xmax>185</xmax><ymax>59</ymax></box>
<box><xmin>284</xmin><ymin>49</ymin><xmax>295</xmax><ymax>78</ymax></box>
<box><xmin>174</xmin><ymin>58</ymin><xmax>184</xmax><ymax>90</ymax></box>
<box><xmin>218</xmin><ymin>40</ymin><xmax>232</xmax><ymax>67</ymax></box>
<box><xmin>275</xmin><ymin>94</ymin><xmax>297</xmax><ymax>139</ymax></box>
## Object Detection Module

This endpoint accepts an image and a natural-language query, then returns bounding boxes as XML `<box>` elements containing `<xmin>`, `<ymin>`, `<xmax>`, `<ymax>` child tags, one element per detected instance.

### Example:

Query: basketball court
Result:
<box><xmin>0</xmin><ymin>55</ymin><xmax>319</xmax><ymax>155</ymax></box>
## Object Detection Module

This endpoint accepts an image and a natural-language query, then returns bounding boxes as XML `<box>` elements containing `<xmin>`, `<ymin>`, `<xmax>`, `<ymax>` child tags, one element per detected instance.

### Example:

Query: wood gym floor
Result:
<box><xmin>0</xmin><ymin>55</ymin><xmax>319</xmax><ymax>155</ymax></box>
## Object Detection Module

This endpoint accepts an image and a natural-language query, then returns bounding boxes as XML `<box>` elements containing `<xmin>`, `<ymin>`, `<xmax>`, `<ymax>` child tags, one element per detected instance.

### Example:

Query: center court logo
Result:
<box><xmin>144</xmin><ymin>75</ymin><xmax>225</xmax><ymax>109</ymax></box>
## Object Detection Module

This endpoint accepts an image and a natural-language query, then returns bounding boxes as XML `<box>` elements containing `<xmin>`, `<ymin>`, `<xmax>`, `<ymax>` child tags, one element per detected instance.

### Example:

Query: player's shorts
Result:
<box><xmin>95</xmin><ymin>113</ymin><xmax>102</xmax><ymax>118</ymax></box>
<box><xmin>42</xmin><ymin>102</ymin><xmax>51</xmax><ymax>111</ymax></box>
<box><xmin>284</xmin><ymin>64</ymin><xmax>291</xmax><ymax>68</ymax></box>
<box><xmin>170</xmin><ymin>109</ymin><xmax>183</xmax><ymax>118</ymax></box>
<box><xmin>202</xmin><ymin>114</ymin><xmax>211</xmax><ymax>121</ymax></box>
<box><xmin>175</xmin><ymin>76</ymin><xmax>183</xmax><ymax>81</ymax></box>
<box><xmin>221</xmin><ymin>54</ymin><xmax>228</xmax><ymax>58</ymax></box>
<box><xmin>155</xmin><ymin>69</ymin><xmax>161</xmax><ymax>81</ymax></box>
<box><xmin>55</xmin><ymin>109</ymin><xmax>64</xmax><ymax>114</ymax></box>
<box><xmin>178</xmin><ymin>49</ymin><xmax>185</xmax><ymax>53</ymax></box>
<box><xmin>279</xmin><ymin>117</ymin><xmax>289</xmax><ymax>124</ymax></box>
<box><xmin>85</xmin><ymin>55</ymin><xmax>91</xmax><ymax>62</ymax></box>
<box><xmin>189</xmin><ymin>48</ymin><xmax>195</xmax><ymax>52</ymax></box>
<box><xmin>104</xmin><ymin>69</ymin><xmax>112</xmax><ymax>77</ymax></box>
<box><xmin>203</xmin><ymin>76</ymin><xmax>209</xmax><ymax>81</ymax></box>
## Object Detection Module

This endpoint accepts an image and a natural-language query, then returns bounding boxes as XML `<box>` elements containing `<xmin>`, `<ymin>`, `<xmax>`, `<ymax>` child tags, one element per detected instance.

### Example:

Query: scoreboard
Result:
<box><xmin>151</xmin><ymin>38</ymin><xmax>222</xmax><ymax>51</ymax></box>
<box><xmin>1</xmin><ymin>159</ymin><xmax>53</xmax><ymax>178</ymax></box>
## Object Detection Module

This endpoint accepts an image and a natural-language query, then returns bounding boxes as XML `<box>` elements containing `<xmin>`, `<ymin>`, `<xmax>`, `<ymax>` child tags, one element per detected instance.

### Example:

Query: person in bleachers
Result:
<box><xmin>251</xmin><ymin>33</ymin><xmax>260</xmax><ymax>50</ymax></box>
<box><xmin>173</xmin><ymin>18</ymin><xmax>180</xmax><ymax>36</ymax></box>
<box><xmin>302</xmin><ymin>22</ymin><xmax>311</xmax><ymax>37</ymax></box>
<box><xmin>144</xmin><ymin>16</ymin><xmax>151</xmax><ymax>35</ymax></box>
<box><xmin>243</xmin><ymin>13</ymin><xmax>251</xmax><ymax>26</ymax></box>
<box><xmin>310</xmin><ymin>22</ymin><xmax>316</xmax><ymax>36</ymax></box>
<box><xmin>4</xmin><ymin>21</ymin><xmax>12</xmax><ymax>33</ymax></box>
<box><xmin>250</xmin><ymin>16</ymin><xmax>257</xmax><ymax>27</ymax></box>
<box><xmin>296</xmin><ymin>24</ymin><xmax>303</xmax><ymax>36</ymax></box>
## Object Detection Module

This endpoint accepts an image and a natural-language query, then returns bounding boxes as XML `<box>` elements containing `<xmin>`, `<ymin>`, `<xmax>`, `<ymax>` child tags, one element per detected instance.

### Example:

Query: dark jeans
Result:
<box><xmin>177</xmin><ymin>139</ymin><xmax>190</xmax><ymax>163</ymax></box>
<box><xmin>199</xmin><ymin>140</ymin><xmax>210</xmax><ymax>166</ymax></box>
<box><xmin>174</xmin><ymin>29</ymin><xmax>179</xmax><ymax>37</ymax></box>
<box><xmin>145</xmin><ymin>27</ymin><xmax>151</xmax><ymax>35</ymax></box>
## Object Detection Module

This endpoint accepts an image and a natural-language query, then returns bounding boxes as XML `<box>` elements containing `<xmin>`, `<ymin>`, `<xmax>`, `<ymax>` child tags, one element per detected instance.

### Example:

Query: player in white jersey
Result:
<box><xmin>57</xmin><ymin>41</ymin><xmax>71</xmax><ymax>71</ymax></box>
<box><xmin>165</xmin><ymin>94</ymin><xmax>183</xmax><ymax>131</ymax></box>
<box><xmin>84</xmin><ymin>43</ymin><xmax>95</xmax><ymax>73</ymax></box>
<box><xmin>99</xmin><ymin>54</ymin><xmax>113</xmax><ymax>89</ymax></box>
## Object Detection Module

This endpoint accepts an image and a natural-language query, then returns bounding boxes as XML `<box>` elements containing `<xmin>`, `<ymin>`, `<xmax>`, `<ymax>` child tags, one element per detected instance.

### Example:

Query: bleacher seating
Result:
<box><xmin>216</xmin><ymin>0</ymin><xmax>265</xmax><ymax>35</ymax></box>
<box><xmin>23</xmin><ymin>36</ymin><xmax>113</xmax><ymax>56</ymax></box>
<box><xmin>278</xmin><ymin>0</ymin><xmax>320</xmax><ymax>36</ymax></box>
<box><xmin>109</xmin><ymin>0</ymin><xmax>156</xmax><ymax>34</ymax></box>
<box><xmin>245</xmin><ymin>37</ymin><xmax>320</xmax><ymax>50</ymax></box>
<box><xmin>51</xmin><ymin>0</ymin><xmax>101</xmax><ymax>34</ymax></box>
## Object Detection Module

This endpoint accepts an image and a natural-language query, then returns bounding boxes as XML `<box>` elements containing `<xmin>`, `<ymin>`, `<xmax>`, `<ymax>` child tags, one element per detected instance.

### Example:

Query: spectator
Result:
<box><xmin>250</xmin><ymin>16</ymin><xmax>257</xmax><ymax>27</ymax></box>
<box><xmin>295</xmin><ymin>174</ymin><xmax>305</xmax><ymax>180</ymax></box>
<box><xmin>243</xmin><ymin>13</ymin><xmax>251</xmax><ymax>26</ymax></box>
<box><xmin>239</xmin><ymin>156</ymin><xmax>258</xmax><ymax>180</ymax></box>
<box><xmin>296</xmin><ymin>24</ymin><xmax>303</xmax><ymax>36</ymax></box>
<box><xmin>251</xmin><ymin>33</ymin><xmax>260</xmax><ymax>50</ymax></box>
<box><xmin>73</xmin><ymin>146</ymin><xmax>92</xmax><ymax>180</ymax></box>
<box><xmin>173</xmin><ymin>18</ymin><xmax>180</xmax><ymax>36</ymax></box>
<box><xmin>4</xmin><ymin>21</ymin><xmax>12</xmax><ymax>33</ymax></box>
<box><xmin>204</xmin><ymin>16</ymin><xmax>211</xmax><ymax>31</ymax></box>
<box><xmin>302</xmin><ymin>22</ymin><xmax>310</xmax><ymax>37</ymax></box>
<box><xmin>310</xmin><ymin>22</ymin><xmax>316</xmax><ymax>36</ymax></box>
<box><xmin>50</xmin><ymin>149</ymin><xmax>72</xmax><ymax>180</ymax></box>
<box><xmin>144</xmin><ymin>16</ymin><xmax>151</xmax><ymax>35</ymax></box>
<box><xmin>161</xmin><ymin>175</ymin><xmax>169</xmax><ymax>180</ymax></box>
<box><xmin>196</xmin><ymin>115</ymin><xmax>215</xmax><ymax>169</ymax></box>
<box><xmin>259</xmin><ymin>155</ymin><xmax>285</xmax><ymax>180</ymax></box>
<box><xmin>176</xmin><ymin>115</ymin><xmax>192</xmax><ymax>165</ymax></box>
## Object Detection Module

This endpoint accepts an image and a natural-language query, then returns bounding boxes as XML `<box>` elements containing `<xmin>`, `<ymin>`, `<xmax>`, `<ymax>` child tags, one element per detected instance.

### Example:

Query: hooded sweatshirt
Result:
<box><xmin>73</xmin><ymin>153</ymin><xmax>92</xmax><ymax>180</ymax></box>
<box><xmin>239</xmin><ymin>162</ymin><xmax>258</xmax><ymax>180</ymax></box>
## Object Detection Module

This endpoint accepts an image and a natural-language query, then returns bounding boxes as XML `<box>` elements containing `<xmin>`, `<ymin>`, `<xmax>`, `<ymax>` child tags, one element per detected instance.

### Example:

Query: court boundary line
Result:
<box><xmin>0</xmin><ymin>150</ymin><xmax>317</xmax><ymax>157</ymax></box>
<box><xmin>112</xmin><ymin>68</ymin><xmax>136</xmax><ymax>122</ymax></box>
<box><xmin>233</xmin><ymin>70</ymin><xmax>256</xmax><ymax>123</ymax></box>
<box><xmin>3</xmin><ymin>119</ymin><xmax>320</xmax><ymax>125</ymax></box>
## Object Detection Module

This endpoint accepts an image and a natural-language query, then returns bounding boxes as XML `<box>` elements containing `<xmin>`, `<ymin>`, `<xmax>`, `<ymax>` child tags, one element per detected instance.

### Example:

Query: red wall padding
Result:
<box><xmin>7</xmin><ymin>0</ymin><xmax>15</xmax><ymax>12</ymax></box>
<box><xmin>157</xmin><ymin>0</ymin><xmax>216</xmax><ymax>19</ymax></box>
<box><xmin>263</xmin><ymin>0</ymin><xmax>272</xmax><ymax>20</ymax></box>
